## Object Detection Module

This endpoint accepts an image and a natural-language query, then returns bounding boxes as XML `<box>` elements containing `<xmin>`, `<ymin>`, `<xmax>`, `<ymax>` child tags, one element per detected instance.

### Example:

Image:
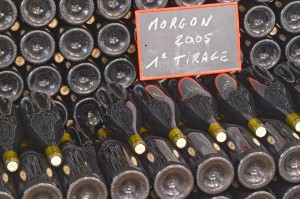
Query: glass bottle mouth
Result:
<box><xmin>135</xmin><ymin>0</ymin><xmax>168</xmax><ymax>10</ymax></box>
<box><xmin>0</xmin><ymin>192</ymin><xmax>14</xmax><ymax>199</ymax></box>
<box><xmin>59</xmin><ymin>0</ymin><xmax>95</xmax><ymax>25</ymax></box>
<box><xmin>281</xmin><ymin>1</ymin><xmax>300</xmax><ymax>34</ymax></box>
<box><xmin>279</xmin><ymin>145</ymin><xmax>300</xmax><ymax>183</ymax></box>
<box><xmin>250</xmin><ymin>39</ymin><xmax>281</xmax><ymax>70</ymax></box>
<box><xmin>196</xmin><ymin>156</ymin><xmax>234</xmax><ymax>195</ymax></box>
<box><xmin>104</xmin><ymin>58</ymin><xmax>136</xmax><ymax>88</ymax></box>
<box><xmin>27</xmin><ymin>66</ymin><xmax>62</xmax><ymax>97</ymax></box>
<box><xmin>97</xmin><ymin>0</ymin><xmax>131</xmax><ymax>20</ymax></box>
<box><xmin>286</xmin><ymin>35</ymin><xmax>300</xmax><ymax>66</ymax></box>
<box><xmin>20</xmin><ymin>30</ymin><xmax>55</xmax><ymax>64</ymax></box>
<box><xmin>238</xmin><ymin>151</ymin><xmax>275</xmax><ymax>189</ymax></box>
<box><xmin>21</xmin><ymin>0</ymin><xmax>56</xmax><ymax>27</ymax></box>
<box><xmin>283</xmin><ymin>184</ymin><xmax>300</xmax><ymax>199</ymax></box>
<box><xmin>23</xmin><ymin>183</ymin><xmax>63</xmax><ymax>199</ymax></box>
<box><xmin>174</xmin><ymin>0</ymin><xmax>205</xmax><ymax>6</ymax></box>
<box><xmin>154</xmin><ymin>164</ymin><xmax>194</xmax><ymax>199</ymax></box>
<box><xmin>59</xmin><ymin>28</ymin><xmax>94</xmax><ymax>62</ymax></box>
<box><xmin>67</xmin><ymin>63</ymin><xmax>101</xmax><ymax>95</ymax></box>
<box><xmin>111</xmin><ymin>170</ymin><xmax>150</xmax><ymax>199</ymax></box>
<box><xmin>67</xmin><ymin>176</ymin><xmax>108</xmax><ymax>199</ymax></box>
<box><xmin>0</xmin><ymin>71</ymin><xmax>24</xmax><ymax>102</ymax></box>
<box><xmin>245</xmin><ymin>190</ymin><xmax>276</xmax><ymax>199</ymax></box>
<box><xmin>0</xmin><ymin>35</ymin><xmax>17</xmax><ymax>69</ymax></box>
<box><xmin>0</xmin><ymin>0</ymin><xmax>17</xmax><ymax>32</ymax></box>
<box><xmin>244</xmin><ymin>5</ymin><xmax>275</xmax><ymax>38</ymax></box>
<box><xmin>97</xmin><ymin>23</ymin><xmax>131</xmax><ymax>57</ymax></box>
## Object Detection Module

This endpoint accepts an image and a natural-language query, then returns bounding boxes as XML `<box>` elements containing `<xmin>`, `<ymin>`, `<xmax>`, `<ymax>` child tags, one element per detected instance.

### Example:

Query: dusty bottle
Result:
<box><xmin>134</xmin><ymin>0</ymin><xmax>168</xmax><ymax>10</ymax></box>
<box><xmin>15</xmin><ymin>142</ymin><xmax>63</xmax><ymax>199</ymax></box>
<box><xmin>20</xmin><ymin>92</ymin><xmax>64</xmax><ymax>167</ymax></box>
<box><xmin>132</xmin><ymin>82</ymin><xmax>187</xmax><ymax>149</ymax></box>
<box><xmin>96</xmin><ymin>129</ymin><xmax>150</xmax><ymax>199</ymax></box>
<box><xmin>0</xmin><ymin>70</ymin><xmax>24</xmax><ymax>102</ymax></box>
<box><xmin>54</xmin><ymin>100</ymin><xmax>68</xmax><ymax>126</ymax></box>
<box><xmin>97</xmin><ymin>0</ymin><xmax>131</xmax><ymax>20</ymax></box>
<box><xmin>273</xmin><ymin>61</ymin><xmax>300</xmax><ymax>110</ymax></box>
<box><xmin>58</xmin><ymin>132</ymin><xmax>108</xmax><ymax>199</ymax></box>
<box><xmin>59</xmin><ymin>28</ymin><xmax>94</xmax><ymax>62</ymax></box>
<box><xmin>239</xmin><ymin>65</ymin><xmax>300</xmax><ymax>133</ymax></box>
<box><xmin>259</xmin><ymin>119</ymin><xmax>300</xmax><ymax>183</ymax></box>
<box><xmin>166</xmin><ymin>77</ymin><xmax>227</xmax><ymax>143</ymax></box>
<box><xmin>20</xmin><ymin>29</ymin><xmax>55</xmax><ymax>64</ymax></box>
<box><xmin>203</xmin><ymin>74</ymin><xmax>267</xmax><ymax>138</ymax></box>
<box><xmin>67</xmin><ymin>62</ymin><xmax>101</xmax><ymax>95</ymax></box>
<box><xmin>139</xmin><ymin>128</ymin><xmax>194</xmax><ymax>199</ymax></box>
<box><xmin>222</xmin><ymin>123</ymin><xmax>275</xmax><ymax>189</ymax></box>
<box><xmin>189</xmin><ymin>186</ymin><xmax>233</xmax><ymax>199</ymax></box>
<box><xmin>269</xmin><ymin>176</ymin><xmax>300</xmax><ymax>199</ymax></box>
<box><xmin>0</xmin><ymin>0</ymin><xmax>17</xmax><ymax>32</ymax></box>
<box><xmin>179</xmin><ymin>128</ymin><xmax>234</xmax><ymax>194</ymax></box>
<box><xmin>0</xmin><ymin>161</ymin><xmax>17</xmax><ymax>199</ymax></box>
<box><xmin>0</xmin><ymin>97</ymin><xmax>23</xmax><ymax>172</ymax></box>
<box><xmin>27</xmin><ymin>65</ymin><xmax>62</xmax><ymax>97</ymax></box>
<box><xmin>97</xmin><ymin>22</ymin><xmax>131</xmax><ymax>57</ymax></box>
<box><xmin>229</xmin><ymin>181</ymin><xmax>276</xmax><ymax>199</ymax></box>
<box><xmin>0</xmin><ymin>34</ymin><xmax>17</xmax><ymax>69</ymax></box>
<box><xmin>96</xmin><ymin>83</ymin><xmax>146</xmax><ymax>155</ymax></box>
<box><xmin>20</xmin><ymin>0</ymin><xmax>56</xmax><ymax>28</ymax></box>
<box><xmin>59</xmin><ymin>0</ymin><xmax>95</xmax><ymax>25</ymax></box>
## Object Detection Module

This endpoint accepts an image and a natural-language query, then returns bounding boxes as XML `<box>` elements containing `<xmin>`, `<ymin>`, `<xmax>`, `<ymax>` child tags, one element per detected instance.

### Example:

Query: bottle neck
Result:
<box><xmin>59</xmin><ymin>132</ymin><xmax>74</xmax><ymax>149</ymax></box>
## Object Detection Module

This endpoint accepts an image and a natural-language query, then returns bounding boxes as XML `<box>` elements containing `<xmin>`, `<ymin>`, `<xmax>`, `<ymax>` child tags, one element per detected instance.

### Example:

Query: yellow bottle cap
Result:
<box><xmin>97</xmin><ymin>128</ymin><xmax>110</xmax><ymax>140</ymax></box>
<box><xmin>286</xmin><ymin>112</ymin><xmax>300</xmax><ymax>132</ymax></box>
<box><xmin>129</xmin><ymin>134</ymin><xmax>146</xmax><ymax>155</ymax></box>
<box><xmin>59</xmin><ymin>132</ymin><xmax>72</xmax><ymax>144</ymax></box>
<box><xmin>208</xmin><ymin>122</ymin><xmax>227</xmax><ymax>143</ymax></box>
<box><xmin>45</xmin><ymin>146</ymin><xmax>62</xmax><ymax>167</ymax></box>
<box><xmin>169</xmin><ymin>128</ymin><xmax>187</xmax><ymax>149</ymax></box>
<box><xmin>3</xmin><ymin>150</ymin><xmax>19</xmax><ymax>172</ymax></box>
<box><xmin>248</xmin><ymin>118</ymin><xmax>267</xmax><ymax>138</ymax></box>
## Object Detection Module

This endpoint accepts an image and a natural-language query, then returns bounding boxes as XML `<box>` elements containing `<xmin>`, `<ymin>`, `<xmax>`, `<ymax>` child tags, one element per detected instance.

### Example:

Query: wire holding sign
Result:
<box><xmin>136</xmin><ymin>2</ymin><xmax>241</xmax><ymax>80</ymax></box>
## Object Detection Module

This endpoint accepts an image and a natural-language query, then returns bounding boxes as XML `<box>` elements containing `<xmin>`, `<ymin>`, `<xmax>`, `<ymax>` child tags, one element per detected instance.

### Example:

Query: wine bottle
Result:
<box><xmin>202</xmin><ymin>74</ymin><xmax>267</xmax><ymax>138</ymax></box>
<box><xmin>229</xmin><ymin>181</ymin><xmax>276</xmax><ymax>199</ymax></box>
<box><xmin>0</xmin><ymin>161</ymin><xmax>17</xmax><ymax>199</ymax></box>
<box><xmin>96</xmin><ymin>129</ymin><xmax>150</xmax><ymax>199</ymax></box>
<box><xmin>139</xmin><ymin>128</ymin><xmax>194</xmax><ymax>199</ymax></box>
<box><xmin>0</xmin><ymin>34</ymin><xmax>17</xmax><ymax>69</ymax></box>
<box><xmin>132</xmin><ymin>82</ymin><xmax>187</xmax><ymax>149</ymax></box>
<box><xmin>240</xmin><ymin>36</ymin><xmax>281</xmax><ymax>69</ymax></box>
<box><xmin>0</xmin><ymin>97</ymin><xmax>23</xmax><ymax>172</ymax></box>
<box><xmin>54</xmin><ymin>100</ymin><xmax>68</xmax><ymax>126</ymax></box>
<box><xmin>0</xmin><ymin>0</ymin><xmax>17</xmax><ymax>32</ymax></box>
<box><xmin>269</xmin><ymin>176</ymin><xmax>300</xmax><ymax>199</ymax></box>
<box><xmin>271</xmin><ymin>1</ymin><xmax>300</xmax><ymax>34</ymax></box>
<box><xmin>104</xmin><ymin>58</ymin><xmax>137</xmax><ymax>88</ymax></box>
<box><xmin>222</xmin><ymin>123</ymin><xmax>275</xmax><ymax>189</ymax></box>
<box><xmin>67</xmin><ymin>62</ymin><xmax>101</xmax><ymax>95</ymax></box>
<box><xmin>239</xmin><ymin>65</ymin><xmax>300</xmax><ymax>133</ymax></box>
<box><xmin>189</xmin><ymin>186</ymin><xmax>233</xmax><ymax>199</ymax></box>
<box><xmin>134</xmin><ymin>0</ymin><xmax>168</xmax><ymax>10</ymax></box>
<box><xmin>179</xmin><ymin>128</ymin><xmax>234</xmax><ymax>194</ymax></box>
<box><xmin>0</xmin><ymin>70</ymin><xmax>24</xmax><ymax>102</ymax></box>
<box><xmin>259</xmin><ymin>119</ymin><xmax>300</xmax><ymax>183</ymax></box>
<box><xmin>97</xmin><ymin>0</ymin><xmax>131</xmax><ymax>20</ymax></box>
<box><xmin>20</xmin><ymin>0</ymin><xmax>56</xmax><ymax>28</ymax></box>
<box><xmin>172</xmin><ymin>0</ymin><xmax>205</xmax><ymax>6</ymax></box>
<box><xmin>97</xmin><ymin>22</ymin><xmax>131</xmax><ymax>57</ymax></box>
<box><xmin>20</xmin><ymin>92</ymin><xmax>64</xmax><ymax>167</ymax></box>
<box><xmin>166</xmin><ymin>77</ymin><xmax>227</xmax><ymax>143</ymax></box>
<box><xmin>27</xmin><ymin>65</ymin><xmax>62</xmax><ymax>97</ymax></box>
<box><xmin>15</xmin><ymin>141</ymin><xmax>63</xmax><ymax>199</ymax></box>
<box><xmin>20</xmin><ymin>29</ymin><xmax>55</xmax><ymax>64</ymax></box>
<box><xmin>239</xmin><ymin>1</ymin><xmax>276</xmax><ymax>38</ymax></box>
<box><xmin>96</xmin><ymin>83</ymin><xmax>147</xmax><ymax>155</ymax></box>
<box><xmin>273</xmin><ymin>61</ymin><xmax>300</xmax><ymax>110</ymax></box>
<box><xmin>58</xmin><ymin>132</ymin><xmax>108</xmax><ymax>199</ymax></box>
<box><xmin>59</xmin><ymin>0</ymin><xmax>95</xmax><ymax>25</ymax></box>
<box><xmin>59</xmin><ymin>28</ymin><xmax>94</xmax><ymax>62</ymax></box>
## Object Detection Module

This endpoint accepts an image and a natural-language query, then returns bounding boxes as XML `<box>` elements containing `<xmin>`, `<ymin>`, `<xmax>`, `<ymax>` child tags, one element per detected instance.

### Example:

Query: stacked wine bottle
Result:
<box><xmin>0</xmin><ymin>0</ymin><xmax>300</xmax><ymax>198</ymax></box>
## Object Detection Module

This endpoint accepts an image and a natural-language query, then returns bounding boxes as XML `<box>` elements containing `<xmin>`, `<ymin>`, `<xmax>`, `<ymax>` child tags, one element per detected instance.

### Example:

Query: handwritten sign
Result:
<box><xmin>135</xmin><ymin>2</ymin><xmax>241</xmax><ymax>80</ymax></box>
